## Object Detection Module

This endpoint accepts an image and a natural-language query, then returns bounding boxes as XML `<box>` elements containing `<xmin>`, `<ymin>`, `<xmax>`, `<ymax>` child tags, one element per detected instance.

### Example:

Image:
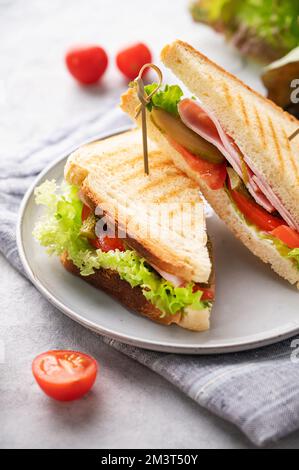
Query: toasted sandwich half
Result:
<box><xmin>33</xmin><ymin>130</ymin><xmax>214</xmax><ymax>331</ymax></box>
<box><xmin>121</xmin><ymin>40</ymin><xmax>299</xmax><ymax>288</ymax></box>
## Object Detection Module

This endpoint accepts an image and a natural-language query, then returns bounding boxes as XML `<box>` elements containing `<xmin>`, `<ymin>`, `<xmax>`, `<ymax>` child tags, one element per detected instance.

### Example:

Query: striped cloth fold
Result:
<box><xmin>1</xmin><ymin>104</ymin><xmax>299</xmax><ymax>447</ymax></box>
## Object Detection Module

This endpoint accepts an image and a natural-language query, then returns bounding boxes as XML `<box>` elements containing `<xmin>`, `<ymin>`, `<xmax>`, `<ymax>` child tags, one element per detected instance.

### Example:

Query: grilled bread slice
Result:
<box><xmin>64</xmin><ymin>129</ymin><xmax>213</xmax><ymax>331</ymax></box>
<box><xmin>121</xmin><ymin>66</ymin><xmax>299</xmax><ymax>289</ymax></box>
<box><xmin>160</xmin><ymin>40</ymin><xmax>299</xmax><ymax>225</ymax></box>
<box><xmin>65</xmin><ymin>129</ymin><xmax>211</xmax><ymax>283</ymax></box>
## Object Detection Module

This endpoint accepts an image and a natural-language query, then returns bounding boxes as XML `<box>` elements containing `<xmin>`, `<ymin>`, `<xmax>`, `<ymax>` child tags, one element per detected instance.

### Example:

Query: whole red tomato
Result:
<box><xmin>116</xmin><ymin>43</ymin><xmax>152</xmax><ymax>80</ymax></box>
<box><xmin>65</xmin><ymin>45</ymin><xmax>108</xmax><ymax>84</ymax></box>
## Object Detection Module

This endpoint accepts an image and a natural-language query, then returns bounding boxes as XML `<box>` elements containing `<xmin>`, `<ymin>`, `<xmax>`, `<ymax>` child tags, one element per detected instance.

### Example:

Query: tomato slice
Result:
<box><xmin>230</xmin><ymin>188</ymin><xmax>283</xmax><ymax>232</ymax></box>
<box><xmin>193</xmin><ymin>285</ymin><xmax>215</xmax><ymax>301</ymax></box>
<box><xmin>90</xmin><ymin>235</ymin><xmax>125</xmax><ymax>252</ymax></box>
<box><xmin>168</xmin><ymin>137</ymin><xmax>227</xmax><ymax>190</ymax></box>
<box><xmin>81</xmin><ymin>204</ymin><xmax>92</xmax><ymax>222</ymax></box>
<box><xmin>270</xmin><ymin>225</ymin><xmax>299</xmax><ymax>249</ymax></box>
<box><xmin>32</xmin><ymin>350</ymin><xmax>98</xmax><ymax>401</ymax></box>
<box><xmin>81</xmin><ymin>205</ymin><xmax>126</xmax><ymax>252</ymax></box>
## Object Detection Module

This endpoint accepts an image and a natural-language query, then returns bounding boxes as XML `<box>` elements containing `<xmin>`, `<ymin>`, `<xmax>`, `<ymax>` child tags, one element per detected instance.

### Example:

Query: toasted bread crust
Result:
<box><xmin>61</xmin><ymin>252</ymin><xmax>211</xmax><ymax>331</ymax></box>
<box><xmin>121</xmin><ymin>88</ymin><xmax>299</xmax><ymax>288</ymax></box>
<box><xmin>160</xmin><ymin>40</ymin><xmax>299</xmax><ymax>226</ymax></box>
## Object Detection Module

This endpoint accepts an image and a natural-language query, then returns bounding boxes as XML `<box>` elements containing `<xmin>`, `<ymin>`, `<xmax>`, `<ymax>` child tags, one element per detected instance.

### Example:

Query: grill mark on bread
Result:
<box><xmin>268</xmin><ymin>117</ymin><xmax>284</xmax><ymax>171</ymax></box>
<box><xmin>237</xmin><ymin>94</ymin><xmax>250</xmax><ymax>126</ymax></box>
<box><xmin>153</xmin><ymin>185</ymin><xmax>182</xmax><ymax>203</ymax></box>
<box><xmin>167</xmin><ymin>199</ymin><xmax>199</xmax><ymax>221</ymax></box>
<box><xmin>121</xmin><ymin>159</ymin><xmax>173</xmax><ymax>183</ymax></box>
<box><xmin>138</xmin><ymin>173</ymin><xmax>181</xmax><ymax>195</ymax></box>
<box><xmin>149</xmin><ymin>156</ymin><xmax>173</xmax><ymax>169</ymax></box>
<box><xmin>254</xmin><ymin>105</ymin><xmax>267</xmax><ymax>149</ymax></box>
<box><xmin>91</xmin><ymin>147</ymin><xmax>132</xmax><ymax>164</ymax></box>
<box><xmin>222</xmin><ymin>82</ymin><xmax>233</xmax><ymax>106</ymax></box>
<box><xmin>282</xmin><ymin>128</ymin><xmax>299</xmax><ymax>182</ymax></box>
<box><xmin>108</xmin><ymin>154</ymin><xmax>142</xmax><ymax>172</ymax></box>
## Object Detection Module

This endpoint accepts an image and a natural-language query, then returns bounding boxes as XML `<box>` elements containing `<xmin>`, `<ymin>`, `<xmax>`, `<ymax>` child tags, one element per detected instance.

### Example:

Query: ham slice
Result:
<box><xmin>178</xmin><ymin>99</ymin><xmax>299</xmax><ymax>232</ymax></box>
<box><xmin>150</xmin><ymin>263</ymin><xmax>184</xmax><ymax>287</ymax></box>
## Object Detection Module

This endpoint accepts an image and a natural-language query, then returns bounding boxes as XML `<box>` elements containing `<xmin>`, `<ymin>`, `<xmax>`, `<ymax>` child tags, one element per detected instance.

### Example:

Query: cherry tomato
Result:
<box><xmin>168</xmin><ymin>137</ymin><xmax>227</xmax><ymax>190</ymax></box>
<box><xmin>90</xmin><ymin>235</ymin><xmax>125</xmax><ymax>252</ymax></box>
<box><xmin>32</xmin><ymin>350</ymin><xmax>98</xmax><ymax>401</ymax></box>
<box><xmin>81</xmin><ymin>204</ymin><xmax>92</xmax><ymax>222</ymax></box>
<box><xmin>230</xmin><ymin>188</ymin><xmax>283</xmax><ymax>232</ymax></box>
<box><xmin>65</xmin><ymin>46</ymin><xmax>108</xmax><ymax>84</ymax></box>
<box><xmin>116</xmin><ymin>43</ymin><xmax>152</xmax><ymax>80</ymax></box>
<box><xmin>270</xmin><ymin>225</ymin><xmax>299</xmax><ymax>249</ymax></box>
<box><xmin>193</xmin><ymin>285</ymin><xmax>215</xmax><ymax>301</ymax></box>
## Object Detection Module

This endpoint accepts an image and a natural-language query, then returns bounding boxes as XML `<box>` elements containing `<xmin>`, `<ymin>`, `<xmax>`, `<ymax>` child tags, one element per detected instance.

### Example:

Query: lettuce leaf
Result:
<box><xmin>288</xmin><ymin>249</ymin><xmax>299</xmax><ymax>270</ymax></box>
<box><xmin>33</xmin><ymin>181</ymin><xmax>209</xmax><ymax>316</ymax></box>
<box><xmin>145</xmin><ymin>83</ymin><xmax>184</xmax><ymax>116</ymax></box>
<box><xmin>191</xmin><ymin>0</ymin><xmax>299</xmax><ymax>54</ymax></box>
<box><xmin>263</xmin><ymin>239</ymin><xmax>299</xmax><ymax>269</ymax></box>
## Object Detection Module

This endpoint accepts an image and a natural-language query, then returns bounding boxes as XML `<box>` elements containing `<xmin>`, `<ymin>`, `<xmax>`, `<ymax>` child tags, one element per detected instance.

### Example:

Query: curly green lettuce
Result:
<box><xmin>288</xmin><ymin>249</ymin><xmax>299</xmax><ymax>269</ymax></box>
<box><xmin>145</xmin><ymin>83</ymin><xmax>184</xmax><ymax>116</ymax></box>
<box><xmin>33</xmin><ymin>180</ymin><xmax>209</xmax><ymax>316</ymax></box>
<box><xmin>191</xmin><ymin>0</ymin><xmax>299</xmax><ymax>59</ymax></box>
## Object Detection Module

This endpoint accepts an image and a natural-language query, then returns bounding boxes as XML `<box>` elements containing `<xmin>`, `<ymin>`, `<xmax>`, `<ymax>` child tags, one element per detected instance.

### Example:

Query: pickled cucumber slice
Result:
<box><xmin>150</xmin><ymin>108</ymin><xmax>225</xmax><ymax>164</ymax></box>
<box><xmin>80</xmin><ymin>214</ymin><xmax>96</xmax><ymax>240</ymax></box>
<box><xmin>227</xmin><ymin>167</ymin><xmax>250</xmax><ymax>197</ymax></box>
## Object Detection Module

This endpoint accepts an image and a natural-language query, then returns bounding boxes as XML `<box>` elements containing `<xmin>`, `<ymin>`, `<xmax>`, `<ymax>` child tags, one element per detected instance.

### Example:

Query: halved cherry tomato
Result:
<box><xmin>116</xmin><ymin>43</ymin><xmax>152</xmax><ymax>80</ymax></box>
<box><xmin>65</xmin><ymin>46</ymin><xmax>108</xmax><ymax>85</ymax></box>
<box><xmin>193</xmin><ymin>285</ymin><xmax>215</xmax><ymax>301</ymax></box>
<box><xmin>230</xmin><ymin>188</ymin><xmax>284</xmax><ymax>232</ymax></box>
<box><xmin>81</xmin><ymin>204</ymin><xmax>92</xmax><ymax>222</ymax></box>
<box><xmin>90</xmin><ymin>235</ymin><xmax>125</xmax><ymax>252</ymax></box>
<box><xmin>168</xmin><ymin>137</ymin><xmax>227</xmax><ymax>190</ymax></box>
<box><xmin>32</xmin><ymin>350</ymin><xmax>98</xmax><ymax>401</ymax></box>
<box><xmin>270</xmin><ymin>225</ymin><xmax>299</xmax><ymax>249</ymax></box>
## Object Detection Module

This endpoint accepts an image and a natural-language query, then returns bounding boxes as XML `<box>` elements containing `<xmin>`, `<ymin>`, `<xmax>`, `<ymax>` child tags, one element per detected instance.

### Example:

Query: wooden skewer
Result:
<box><xmin>134</xmin><ymin>64</ymin><xmax>163</xmax><ymax>175</ymax></box>
<box><xmin>288</xmin><ymin>128</ymin><xmax>299</xmax><ymax>141</ymax></box>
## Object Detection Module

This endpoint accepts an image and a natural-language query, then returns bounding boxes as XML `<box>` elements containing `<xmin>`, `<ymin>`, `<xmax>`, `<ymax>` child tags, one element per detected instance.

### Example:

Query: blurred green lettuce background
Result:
<box><xmin>191</xmin><ymin>0</ymin><xmax>299</xmax><ymax>63</ymax></box>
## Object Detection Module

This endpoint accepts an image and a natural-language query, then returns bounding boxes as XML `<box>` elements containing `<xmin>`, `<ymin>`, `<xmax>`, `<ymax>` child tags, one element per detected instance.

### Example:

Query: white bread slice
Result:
<box><xmin>120</xmin><ymin>89</ymin><xmax>299</xmax><ymax>289</ymax></box>
<box><xmin>161</xmin><ymin>40</ymin><xmax>299</xmax><ymax>226</ymax></box>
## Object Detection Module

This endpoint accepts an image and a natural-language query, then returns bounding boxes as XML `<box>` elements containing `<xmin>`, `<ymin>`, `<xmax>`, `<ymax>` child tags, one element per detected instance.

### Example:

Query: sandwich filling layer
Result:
<box><xmin>33</xmin><ymin>180</ymin><xmax>213</xmax><ymax>317</ymax></box>
<box><xmin>145</xmin><ymin>83</ymin><xmax>299</xmax><ymax>270</ymax></box>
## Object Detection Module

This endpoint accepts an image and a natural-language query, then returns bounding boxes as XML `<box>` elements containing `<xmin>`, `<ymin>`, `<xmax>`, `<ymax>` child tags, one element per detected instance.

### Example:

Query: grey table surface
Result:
<box><xmin>1</xmin><ymin>0</ymin><xmax>299</xmax><ymax>449</ymax></box>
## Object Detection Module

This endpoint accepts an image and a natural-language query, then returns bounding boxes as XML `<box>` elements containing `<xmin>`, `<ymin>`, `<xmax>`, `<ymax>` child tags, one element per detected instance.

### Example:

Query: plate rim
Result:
<box><xmin>16</xmin><ymin>128</ymin><xmax>299</xmax><ymax>354</ymax></box>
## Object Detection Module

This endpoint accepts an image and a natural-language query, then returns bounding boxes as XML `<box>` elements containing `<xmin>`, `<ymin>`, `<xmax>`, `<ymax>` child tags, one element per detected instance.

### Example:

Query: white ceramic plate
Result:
<box><xmin>17</xmin><ymin>131</ymin><xmax>299</xmax><ymax>354</ymax></box>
